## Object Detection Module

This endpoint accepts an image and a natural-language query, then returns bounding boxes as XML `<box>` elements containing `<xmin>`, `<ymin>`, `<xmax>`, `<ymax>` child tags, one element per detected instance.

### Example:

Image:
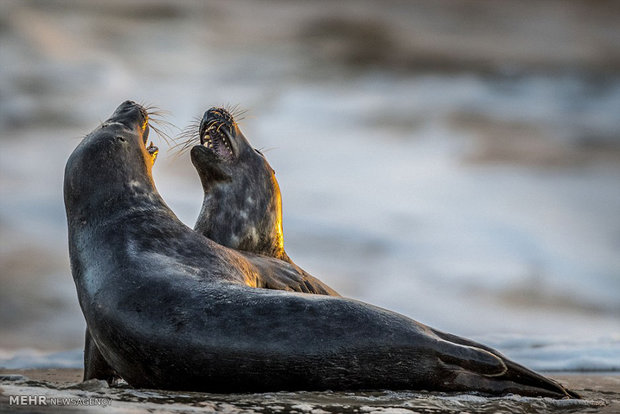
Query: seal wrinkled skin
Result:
<box><xmin>64</xmin><ymin>101</ymin><xmax>578</xmax><ymax>398</ymax></box>
<box><xmin>191</xmin><ymin>107</ymin><xmax>338</xmax><ymax>295</ymax></box>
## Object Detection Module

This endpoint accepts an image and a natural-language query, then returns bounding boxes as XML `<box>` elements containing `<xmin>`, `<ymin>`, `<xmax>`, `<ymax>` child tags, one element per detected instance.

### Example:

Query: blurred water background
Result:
<box><xmin>1</xmin><ymin>0</ymin><xmax>619</xmax><ymax>372</ymax></box>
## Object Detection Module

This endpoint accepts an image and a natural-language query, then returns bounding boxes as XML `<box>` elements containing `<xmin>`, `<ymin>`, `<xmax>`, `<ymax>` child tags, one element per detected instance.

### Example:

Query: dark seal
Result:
<box><xmin>190</xmin><ymin>107</ymin><xmax>338</xmax><ymax>295</ymax></box>
<box><xmin>65</xmin><ymin>101</ymin><xmax>577</xmax><ymax>398</ymax></box>
<box><xmin>81</xmin><ymin>104</ymin><xmax>332</xmax><ymax>383</ymax></box>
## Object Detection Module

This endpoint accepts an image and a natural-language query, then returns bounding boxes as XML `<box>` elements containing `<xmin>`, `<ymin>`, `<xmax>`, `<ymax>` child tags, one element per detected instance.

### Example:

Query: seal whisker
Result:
<box><xmin>148</xmin><ymin>113</ymin><xmax>178</xmax><ymax>147</ymax></box>
<box><xmin>233</xmin><ymin>108</ymin><xmax>249</xmax><ymax>118</ymax></box>
<box><xmin>169</xmin><ymin>135</ymin><xmax>197</xmax><ymax>152</ymax></box>
<box><xmin>220</xmin><ymin>103</ymin><xmax>248</xmax><ymax>124</ymax></box>
<box><xmin>228</xmin><ymin>105</ymin><xmax>249</xmax><ymax>123</ymax></box>
<box><xmin>148</xmin><ymin>122</ymin><xmax>176</xmax><ymax>146</ymax></box>
<box><xmin>144</xmin><ymin>105</ymin><xmax>170</xmax><ymax>116</ymax></box>
<box><xmin>259</xmin><ymin>146</ymin><xmax>278</xmax><ymax>154</ymax></box>
<box><xmin>130</xmin><ymin>101</ymin><xmax>179</xmax><ymax>146</ymax></box>
<box><xmin>140</xmin><ymin>101</ymin><xmax>170</xmax><ymax>116</ymax></box>
<box><xmin>169</xmin><ymin>118</ymin><xmax>202</xmax><ymax>158</ymax></box>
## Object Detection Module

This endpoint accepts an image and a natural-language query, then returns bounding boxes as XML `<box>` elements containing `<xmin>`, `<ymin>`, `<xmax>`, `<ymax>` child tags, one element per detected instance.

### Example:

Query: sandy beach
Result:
<box><xmin>0</xmin><ymin>369</ymin><xmax>618</xmax><ymax>413</ymax></box>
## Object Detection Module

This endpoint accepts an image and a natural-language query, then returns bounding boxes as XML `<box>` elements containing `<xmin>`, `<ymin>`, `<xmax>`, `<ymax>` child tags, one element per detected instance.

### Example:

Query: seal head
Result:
<box><xmin>65</xmin><ymin>100</ymin><xmax>159</xmax><ymax>219</ymax></box>
<box><xmin>191</xmin><ymin>108</ymin><xmax>287</xmax><ymax>261</ymax></box>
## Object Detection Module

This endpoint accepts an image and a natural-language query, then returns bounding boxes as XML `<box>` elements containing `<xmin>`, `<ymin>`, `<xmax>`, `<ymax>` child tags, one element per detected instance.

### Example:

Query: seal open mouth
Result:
<box><xmin>143</xmin><ymin>123</ymin><xmax>159</xmax><ymax>163</ymax></box>
<box><xmin>199</xmin><ymin>108</ymin><xmax>236</xmax><ymax>161</ymax></box>
<box><xmin>136</xmin><ymin>106</ymin><xmax>159</xmax><ymax>162</ymax></box>
<box><xmin>145</xmin><ymin>130</ymin><xmax>158</xmax><ymax>162</ymax></box>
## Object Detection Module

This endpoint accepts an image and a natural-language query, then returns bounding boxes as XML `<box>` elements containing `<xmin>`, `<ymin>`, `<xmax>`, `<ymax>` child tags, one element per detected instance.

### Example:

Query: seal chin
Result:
<box><xmin>190</xmin><ymin>145</ymin><xmax>231</xmax><ymax>182</ymax></box>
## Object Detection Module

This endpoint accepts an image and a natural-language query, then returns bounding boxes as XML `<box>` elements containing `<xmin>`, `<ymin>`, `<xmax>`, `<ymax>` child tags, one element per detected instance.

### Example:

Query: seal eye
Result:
<box><xmin>116</xmin><ymin>136</ymin><xmax>126</xmax><ymax>143</ymax></box>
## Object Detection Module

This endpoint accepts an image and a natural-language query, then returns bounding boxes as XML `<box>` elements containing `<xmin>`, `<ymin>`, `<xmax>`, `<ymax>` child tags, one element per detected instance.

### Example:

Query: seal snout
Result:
<box><xmin>107</xmin><ymin>101</ymin><xmax>149</xmax><ymax>136</ymax></box>
<box><xmin>199</xmin><ymin>107</ymin><xmax>237</xmax><ymax>161</ymax></box>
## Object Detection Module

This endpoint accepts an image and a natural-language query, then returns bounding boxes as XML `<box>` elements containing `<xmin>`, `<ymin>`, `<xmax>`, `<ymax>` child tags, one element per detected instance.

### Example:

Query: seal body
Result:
<box><xmin>66</xmin><ymin>101</ymin><xmax>577</xmax><ymax>398</ymax></box>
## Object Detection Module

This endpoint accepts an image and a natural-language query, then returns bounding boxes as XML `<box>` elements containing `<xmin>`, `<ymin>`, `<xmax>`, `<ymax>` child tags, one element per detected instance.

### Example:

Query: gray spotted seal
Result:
<box><xmin>65</xmin><ymin>101</ymin><xmax>577</xmax><ymax>398</ymax></box>
<box><xmin>189</xmin><ymin>107</ymin><xmax>338</xmax><ymax>295</ymax></box>
<box><xmin>191</xmin><ymin>107</ymin><xmax>289</xmax><ymax>262</ymax></box>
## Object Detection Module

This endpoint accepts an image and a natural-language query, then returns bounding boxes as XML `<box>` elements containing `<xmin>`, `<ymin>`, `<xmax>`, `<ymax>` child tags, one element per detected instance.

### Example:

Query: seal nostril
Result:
<box><xmin>116</xmin><ymin>136</ymin><xmax>126</xmax><ymax>142</ymax></box>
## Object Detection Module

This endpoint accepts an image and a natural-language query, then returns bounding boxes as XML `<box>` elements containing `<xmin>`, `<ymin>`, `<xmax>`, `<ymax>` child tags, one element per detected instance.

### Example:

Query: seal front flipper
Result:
<box><xmin>255</xmin><ymin>260</ymin><xmax>339</xmax><ymax>296</ymax></box>
<box><xmin>300</xmin><ymin>273</ymin><xmax>340</xmax><ymax>296</ymax></box>
<box><xmin>83</xmin><ymin>329</ymin><xmax>119</xmax><ymax>384</ymax></box>
<box><xmin>248</xmin><ymin>254</ymin><xmax>339</xmax><ymax>295</ymax></box>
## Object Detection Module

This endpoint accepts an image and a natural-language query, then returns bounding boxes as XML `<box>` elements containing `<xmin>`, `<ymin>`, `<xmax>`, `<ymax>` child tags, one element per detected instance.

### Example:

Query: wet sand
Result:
<box><xmin>0</xmin><ymin>369</ymin><xmax>618</xmax><ymax>413</ymax></box>
<box><xmin>0</xmin><ymin>368</ymin><xmax>83</xmax><ymax>385</ymax></box>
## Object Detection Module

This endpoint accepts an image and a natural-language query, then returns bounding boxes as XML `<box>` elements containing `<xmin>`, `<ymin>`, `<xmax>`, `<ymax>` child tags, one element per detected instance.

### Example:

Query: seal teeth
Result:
<box><xmin>201</xmin><ymin>122</ymin><xmax>234</xmax><ymax>160</ymax></box>
<box><xmin>203</xmin><ymin>134</ymin><xmax>213</xmax><ymax>148</ymax></box>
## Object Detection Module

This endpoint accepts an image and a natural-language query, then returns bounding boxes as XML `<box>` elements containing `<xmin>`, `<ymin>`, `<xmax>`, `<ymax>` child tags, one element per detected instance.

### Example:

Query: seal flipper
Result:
<box><xmin>260</xmin><ymin>268</ymin><xmax>338</xmax><ymax>296</ymax></box>
<box><xmin>448</xmin><ymin>363</ymin><xmax>578</xmax><ymax>398</ymax></box>
<box><xmin>430</xmin><ymin>328</ymin><xmax>579</xmax><ymax>398</ymax></box>
<box><xmin>434</xmin><ymin>338</ymin><xmax>507</xmax><ymax>377</ymax></box>
<box><xmin>301</xmin><ymin>273</ymin><xmax>340</xmax><ymax>296</ymax></box>
<box><xmin>83</xmin><ymin>329</ymin><xmax>119</xmax><ymax>384</ymax></box>
<box><xmin>248</xmin><ymin>255</ymin><xmax>340</xmax><ymax>296</ymax></box>
<box><xmin>492</xmin><ymin>356</ymin><xmax>580</xmax><ymax>398</ymax></box>
<box><xmin>448</xmin><ymin>369</ymin><xmax>566</xmax><ymax>398</ymax></box>
<box><xmin>433</xmin><ymin>335</ymin><xmax>578</xmax><ymax>398</ymax></box>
